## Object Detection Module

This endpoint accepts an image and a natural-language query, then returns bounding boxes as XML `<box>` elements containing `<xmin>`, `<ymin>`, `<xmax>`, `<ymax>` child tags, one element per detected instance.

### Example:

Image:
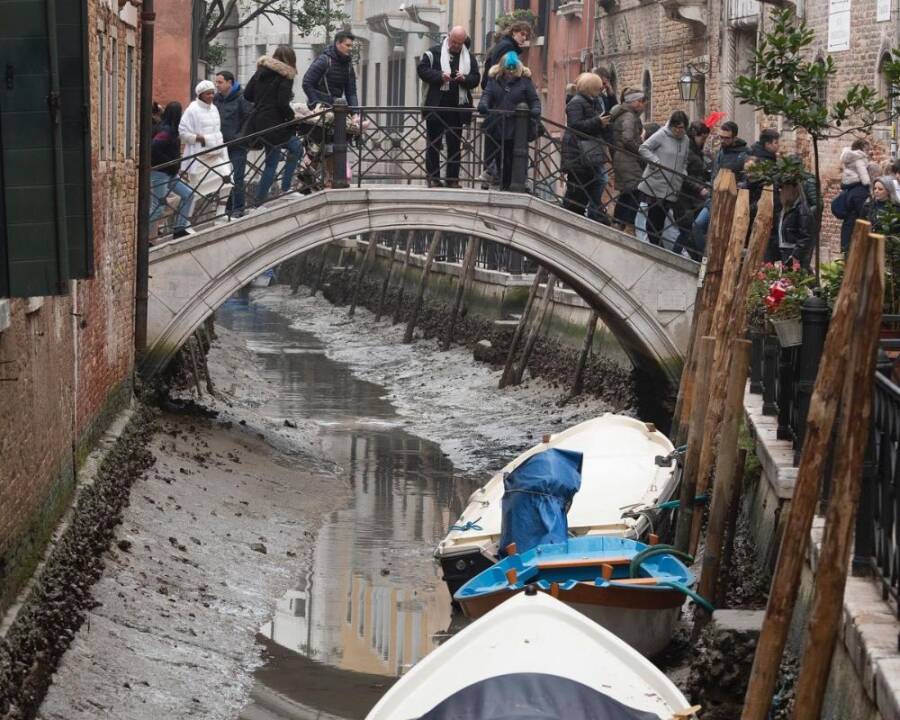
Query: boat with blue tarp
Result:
<box><xmin>453</xmin><ymin>536</ymin><xmax>708</xmax><ymax>657</ymax></box>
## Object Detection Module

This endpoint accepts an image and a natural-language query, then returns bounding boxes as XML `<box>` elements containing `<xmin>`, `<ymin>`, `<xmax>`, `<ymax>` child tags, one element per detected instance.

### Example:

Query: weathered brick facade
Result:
<box><xmin>0</xmin><ymin>0</ymin><xmax>139</xmax><ymax>612</ymax></box>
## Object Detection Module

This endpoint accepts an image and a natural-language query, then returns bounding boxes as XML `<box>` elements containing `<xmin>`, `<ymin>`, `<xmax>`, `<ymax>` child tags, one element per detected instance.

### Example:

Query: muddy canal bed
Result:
<box><xmin>37</xmin><ymin>288</ymin><xmax>621</xmax><ymax>720</ymax></box>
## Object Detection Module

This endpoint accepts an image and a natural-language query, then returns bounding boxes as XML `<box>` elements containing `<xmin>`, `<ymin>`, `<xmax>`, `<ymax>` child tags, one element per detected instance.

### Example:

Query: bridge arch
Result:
<box><xmin>145</xmin><ymin>187</ymin><xmax>698</xmax><ymax>390</ymax></box>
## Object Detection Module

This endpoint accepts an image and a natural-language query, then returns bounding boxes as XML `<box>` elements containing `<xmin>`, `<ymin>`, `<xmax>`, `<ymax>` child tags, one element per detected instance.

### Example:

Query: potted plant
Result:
<box><xmin>746</xmin><ymin>260</ymin><xmax>815</xmax><ymax>347</ymax></box>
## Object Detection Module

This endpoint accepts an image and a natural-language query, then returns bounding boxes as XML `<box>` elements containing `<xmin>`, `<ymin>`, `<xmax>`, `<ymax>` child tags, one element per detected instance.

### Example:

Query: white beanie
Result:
<box><xmin>195</xmin><ymin>79</ymin><xmax>215</xmax><ymax>96</ymax></box>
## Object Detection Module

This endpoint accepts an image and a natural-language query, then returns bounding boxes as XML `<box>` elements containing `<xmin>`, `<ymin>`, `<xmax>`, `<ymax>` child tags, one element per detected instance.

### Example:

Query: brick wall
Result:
<box><xmin>0</xmin><ymin>0</ymin><xmax>139</xmax><ymax>612</ymax></box>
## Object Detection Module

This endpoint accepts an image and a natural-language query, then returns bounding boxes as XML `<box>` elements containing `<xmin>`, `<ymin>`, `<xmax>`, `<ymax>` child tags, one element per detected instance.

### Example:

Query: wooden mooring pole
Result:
<box><xmin>671</xmin><ymin>170</ymin><xmax>738</xmax><ymax>446</ymax></box>
<box><xmin>674</xmin><ymin>335</ymin><xmax>715</xmax><ymax>554</ymax></box>
<box><xmin>375</xmin><ymin>235</ymin><xmax>402</xmax><ymax>322</ymax></box>
<box><xmin>693</xmin><ymin>338</ymin><xmax>752</xmax><ymax>636</ymax></box>
<box><xmin>740</xmin><ymin>220</ymin><xmax>876</xmax><ymax>720</ymax></box>
<box><xmin>442</xmin><ymin>237</ymin><xmax>480</xmax><ymax>351</ymax></box>
<box><xmin>717</xmin><ymin>447</ymin><xmax>747</xmax><ymax>608</ymax></box>
<box><xmin>791</xmin><ymin>230</ymin><xmax>884</xmax><ymax>720</ymax></box>
<box><xmin>403</xmin><ymin>231</ymin><xmax>442</xmax><ymax>344</ymax></box>
<box><xmin>392</xmin><ymin>231</ymin><xmax>415</xmax><ymax>325</ymax></box>
<box><xmin>511</xmin><ymin>274</ymin><xmax>557</xmax><ymax>386</ymax></box>
<box><xmin>348</xmin><ymin>233</ymin><xmax>380</xmax><ymax>317</ymax></box>
<box><xmin>499</xmin><ymin>268</ymin><xmax>545</xmax><ymax>389</ymax></box>
<box><xmin>568</xmin><ymin>309</ymin><xmax>600</xmax><ymax>399</ymax></box>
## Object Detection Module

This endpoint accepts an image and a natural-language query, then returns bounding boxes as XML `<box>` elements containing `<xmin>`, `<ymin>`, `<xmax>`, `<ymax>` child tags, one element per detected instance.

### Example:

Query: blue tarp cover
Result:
<box><xmin>416</xmin><ymin>672</ymin><xmax>661</xmax><ymax>720</ymax></box>
<box><xmin>498</xmin><ymin>448</ymin><xmax>583</xmax><ymax>557</ymax></box>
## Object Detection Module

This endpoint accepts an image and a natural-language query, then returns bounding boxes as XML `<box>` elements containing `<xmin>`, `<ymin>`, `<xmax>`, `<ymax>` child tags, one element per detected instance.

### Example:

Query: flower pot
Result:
<box><xmin>771</xmin><ymin>317</ymin><xmax>802</xmax><ymax>348</ymax></box>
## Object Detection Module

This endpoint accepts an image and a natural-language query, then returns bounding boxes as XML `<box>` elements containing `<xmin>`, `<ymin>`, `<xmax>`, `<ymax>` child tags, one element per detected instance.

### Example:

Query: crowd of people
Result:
<box><xmin>149</xmin><ymin>23</ymin><xmax>898</xmax><ymax>259</ymax></box>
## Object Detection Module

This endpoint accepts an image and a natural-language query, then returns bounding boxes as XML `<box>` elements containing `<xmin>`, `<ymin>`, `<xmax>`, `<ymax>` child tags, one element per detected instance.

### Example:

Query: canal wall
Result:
<box><xmin>742</xmin><ymin>387</ymin><xmax>900</xmax><ymax>720</ymax></box>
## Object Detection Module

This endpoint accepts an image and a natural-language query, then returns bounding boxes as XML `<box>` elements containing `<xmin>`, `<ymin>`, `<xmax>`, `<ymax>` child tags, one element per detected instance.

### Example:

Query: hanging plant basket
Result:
<box><xmin>770</xmin><ymin>317</ymin><xmax>802</xmax><ymax>347</ymax></box>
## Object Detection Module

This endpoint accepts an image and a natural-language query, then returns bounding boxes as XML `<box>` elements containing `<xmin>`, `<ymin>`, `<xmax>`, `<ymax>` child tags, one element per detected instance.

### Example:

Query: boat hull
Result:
<box><xmin>459</xmin><ymin>585</ymin><xmax>683</xmax><ymax>657</ymax></box>
<box><xmin>437</xmin><ymin>550</ymin><xmax>495</xmax><ymax>600</ymax></box>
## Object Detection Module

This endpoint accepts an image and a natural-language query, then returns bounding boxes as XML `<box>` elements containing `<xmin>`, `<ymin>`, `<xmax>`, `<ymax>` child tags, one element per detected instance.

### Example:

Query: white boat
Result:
<box><xmin>365</xmin><ymin>589</ymin><xmax>698</xmax><ymax>720</ymax></box>
<box><xmin>435</xmin><ymin>414</ymin><xmax>679</xmax><ymax>597</ymax></box>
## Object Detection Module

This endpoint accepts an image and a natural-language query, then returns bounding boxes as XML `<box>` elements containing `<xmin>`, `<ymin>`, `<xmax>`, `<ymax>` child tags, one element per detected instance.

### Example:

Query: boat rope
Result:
<box><xmin>449</xmin><ymin>516</ymin><xmax>483</xmax><ymax>532</ymax></box>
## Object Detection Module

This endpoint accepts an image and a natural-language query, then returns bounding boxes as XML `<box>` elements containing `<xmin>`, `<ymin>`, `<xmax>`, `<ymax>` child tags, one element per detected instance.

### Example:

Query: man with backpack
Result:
<box><xmin>302</xmin><ymin>30</ymin><xmax>359</xmax><ymax>109</ymax></box>
<box><xmin>417</xmin><ymin>27</ymin><xmax>481</xmax><ymax>188</ymax></box>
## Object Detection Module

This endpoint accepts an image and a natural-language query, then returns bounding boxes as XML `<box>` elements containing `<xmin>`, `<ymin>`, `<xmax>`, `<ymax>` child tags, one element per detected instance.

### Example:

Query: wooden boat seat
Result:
<box><xmin>536</xmin><ymin>556</ymin><xmax>632</xmax><ymax>570</ymax></box>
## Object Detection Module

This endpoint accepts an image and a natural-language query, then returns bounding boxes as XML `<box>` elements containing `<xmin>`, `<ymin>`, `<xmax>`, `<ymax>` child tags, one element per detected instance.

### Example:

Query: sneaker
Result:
<box><xmin>427</xmin><ymin>178</ymin><xmax>444</xmax><ymax>188</ymax></box>
<box><xmin>445</xmin><ymin>179</ymin><xmax>461</xmax><ymax>189</ymax></box>
<box><xmin>477</xmin><ymin>170</ymin><xmax>497</xmax><ymax>184</ymax></box>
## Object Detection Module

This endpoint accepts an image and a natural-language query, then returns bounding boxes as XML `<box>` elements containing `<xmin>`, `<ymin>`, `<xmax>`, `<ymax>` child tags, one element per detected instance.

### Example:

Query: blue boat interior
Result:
<box><xmin>454</xmin><ymin>536</ymin><xmax>695</xmax><ymax>598</ymax></box>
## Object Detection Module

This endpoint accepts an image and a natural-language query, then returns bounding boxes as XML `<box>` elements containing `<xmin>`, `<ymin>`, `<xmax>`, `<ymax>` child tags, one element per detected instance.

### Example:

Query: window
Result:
<box><xmin>375</xmin><ymin>62</ymin><xmax>382</xmax><ymax>106</ymax></box>
<box><xmin>125</xmin><ymin>45</ymin><xmax>135</xmax><ymax>158</ymax></box>
<box><xmin>110</xmin><ymin>37</ymin><xmax>118</xmax><ymax>157</ymax></box>
<box><xmin>642</xmin><ymin>69</ymin><xmax>652</xmax><ymax>121</ymax></box>
<box><xmin>98</xmin><ymin>33</ymin><xmax>106</xmax><ymax>158</ymax></box>
<box><xmin>388</xmin><ymin>56</ymin><xmax>405</xmax><ymax>107</ymax></box>
<box><xmin>813</xmin><ymin>57</ymin><xmax>828</xmax><ymax>112</ymax></box>
<box><xmin>256</xmin><ymin>44</ymin><xmax>266</xmax><ymax>59</ymax></box>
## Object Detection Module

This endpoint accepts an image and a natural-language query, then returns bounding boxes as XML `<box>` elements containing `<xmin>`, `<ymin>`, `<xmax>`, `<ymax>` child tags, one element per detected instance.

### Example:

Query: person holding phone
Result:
<box><xmin>418</xmin><ymin>27</ymin><xmax>481</xmax><ymax>188</ymax></box>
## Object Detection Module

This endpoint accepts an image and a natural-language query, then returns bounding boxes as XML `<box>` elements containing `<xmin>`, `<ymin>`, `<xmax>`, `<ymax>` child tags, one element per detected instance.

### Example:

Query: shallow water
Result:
<box><xmin>216</xmin><ymin>294</ymin><xmax>480</xmax><ymax>719</ymax></box>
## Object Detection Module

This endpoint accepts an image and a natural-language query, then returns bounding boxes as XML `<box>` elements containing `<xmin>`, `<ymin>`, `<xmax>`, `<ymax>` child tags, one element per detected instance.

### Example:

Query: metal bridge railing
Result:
<box><xmin>148</xmin><ymin>101</ymin><xmax>708</xmax><ymax>263</ymax></box>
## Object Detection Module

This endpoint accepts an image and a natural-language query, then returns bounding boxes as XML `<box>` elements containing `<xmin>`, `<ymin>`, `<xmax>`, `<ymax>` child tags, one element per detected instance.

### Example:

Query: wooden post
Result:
<box><xmin>717</xmin><ymin>448</ymin><xmax>748</xmax><ymax>608</ymax></box>
<box><xmin>403</xmin><ymin>231</ymin><xmax>442</xmax><ymax>344</ymax></box>
<box><xmin>375</xmin><ymin>236</ymin><xmax>401</xmax><ymax>322</ymax></box>
<box><xmin>442</xmin><ymin>236</ymin><xmax>479</xmax><ymax>351</ymax></box>
<box><xmin>500</xmin><ymin>268</ymin><xmax>545</xmax><ymax>389</ymax></box>
<box><xmin>688</xmin><ymin>189</ymin><xmax>765</xmax><ymax>555</ymax></box>
<box><xmin>671</xmin><ymin>170</ymin><xmax>739</xmax><ymax>446</ymax></box>
<box><xmin>349</xmin><ymin>233</ymin><xmax>380</xmax><ymax>318</ymax></box>
<box><xmin>791</xmin><ymin>231</ymin><xmax>885</xmax><ymax>720</ymax></box>
<box><xmin>674</xmin><ymin>335</ymin><xmax>715</xmax><ymax>553</ymax></box>
<box><xmin>693</xmin><ymin>338</ymin><xmax>752</xmax><ymax>636</ymax></box>
<box><xmin>310</xmin><ymin>245</ymin><xmax>328</xmax><ymax>297</ymax></box>
<box><xmin>740</xmin><ymin>220</ymin><xmax>875</xmax><ymax>720</ymax></box>
<box><xmin>511</xmin><ymin>274</ymin><xmax>557</xmax><ymax>386</ymax></box>
<box><xmin>392</xmin><ymin>231</ymin><xmax>415</xmax><ymax>325</ymax></box>
<box><xmin>568</xmin><ymin>309</ymin><xmax>600</xmax><ymax>399</ymax></box>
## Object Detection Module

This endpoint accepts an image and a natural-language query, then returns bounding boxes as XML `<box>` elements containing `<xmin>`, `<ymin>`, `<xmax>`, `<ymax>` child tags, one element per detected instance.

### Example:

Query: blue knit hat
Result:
<box><xmin>503</xmin><ymin>51</ymin><xmax>520</xmax><ymax>70</ymax></box>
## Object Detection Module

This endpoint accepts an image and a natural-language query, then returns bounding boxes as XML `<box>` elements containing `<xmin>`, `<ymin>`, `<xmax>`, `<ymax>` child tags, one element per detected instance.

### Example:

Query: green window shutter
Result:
<box><xmin>0</xmin><ymin>0</ymin><xmax>93</xmax><ymax>298</ymax></box>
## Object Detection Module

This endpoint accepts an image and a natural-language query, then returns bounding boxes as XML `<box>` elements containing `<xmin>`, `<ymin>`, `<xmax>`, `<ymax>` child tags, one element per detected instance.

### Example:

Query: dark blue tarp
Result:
<box><xmin>498</xmin><ymin>448</ymin><xmax>582</xmax><ymax>557</ymax></box>
<box><xmin>416</xmin><ymin>672</ymin><xmax>661</xmax><ymax>720</ymax></box>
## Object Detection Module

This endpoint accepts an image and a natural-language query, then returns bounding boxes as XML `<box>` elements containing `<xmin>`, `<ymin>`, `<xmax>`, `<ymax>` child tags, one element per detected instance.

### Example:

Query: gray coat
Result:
<box><xmin>637</xmin><ymin>124</ymin><xmax>690</xmax><ymax>201</ymax></box>
<box><xmin>609</xmin><ymin>104</ymin><xmax>643</xmax><ymax>192</ymax></box>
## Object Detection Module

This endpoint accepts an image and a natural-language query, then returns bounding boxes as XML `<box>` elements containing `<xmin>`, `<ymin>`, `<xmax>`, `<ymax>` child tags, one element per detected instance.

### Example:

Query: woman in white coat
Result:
<box><xmin>179</xmin><ymin>80</ymin><xmax>231</xmax><ymax>188</ymax></box>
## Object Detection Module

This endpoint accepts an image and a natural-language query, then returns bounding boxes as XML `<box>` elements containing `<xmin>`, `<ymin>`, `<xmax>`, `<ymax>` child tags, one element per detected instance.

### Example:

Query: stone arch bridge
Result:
<box><xmin>145</xmin><ymin>186</ymin><xmax>699</xmax><ymax>390</ymax></box>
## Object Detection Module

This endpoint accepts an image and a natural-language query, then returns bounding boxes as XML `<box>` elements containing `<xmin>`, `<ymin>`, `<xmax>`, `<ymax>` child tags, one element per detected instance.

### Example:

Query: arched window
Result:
<box><xmin>879</xmin><ymin>52</ymin><xmax>897</xmax><ymax>115</ymax></box>
<box><xmin>642</xmin><ymin>69</ymin><xmax>652</xmax><ymax>121</ymax></box>
<box><xmin>814</xmin><ymin>56</ymin><xmax>828</xmax><ymax>112</ymax></box>
<box><xmin>608</xmin><ymin>63</ymin><xmax>619</xmax><ymax>99</ymax></box>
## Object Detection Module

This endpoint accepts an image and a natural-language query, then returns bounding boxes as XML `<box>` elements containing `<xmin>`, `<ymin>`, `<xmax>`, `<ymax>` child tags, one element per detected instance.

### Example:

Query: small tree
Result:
<box><xmin>204</xmin><ymin>0</ymin><xmax>347</xmax><ymax>47</ymax></box>
<box><xmin>734</xmin><ymin>7</ymin><xmax>900</xmax><ymax>270</ymax></box>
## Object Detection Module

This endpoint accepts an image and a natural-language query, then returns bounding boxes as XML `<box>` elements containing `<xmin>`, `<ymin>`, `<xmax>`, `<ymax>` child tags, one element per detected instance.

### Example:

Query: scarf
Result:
<box><xmin>440</xmin><ymin>37</ymin><xmax>471</xmax><ymax>104</ymax></box>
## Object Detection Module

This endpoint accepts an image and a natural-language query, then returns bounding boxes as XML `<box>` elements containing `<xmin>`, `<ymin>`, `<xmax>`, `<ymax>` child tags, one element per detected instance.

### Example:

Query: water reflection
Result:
<box><xmin>217</xmin><ymin>294</ymin><xmax>479</xmax><ymax>718</ymax></box>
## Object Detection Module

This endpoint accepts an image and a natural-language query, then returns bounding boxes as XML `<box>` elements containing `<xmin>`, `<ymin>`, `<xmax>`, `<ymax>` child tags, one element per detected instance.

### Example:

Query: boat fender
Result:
<box><xmin>671</xmin><ymin>705</ymin><xmax>702</xmax><ymax>718</ymax></box>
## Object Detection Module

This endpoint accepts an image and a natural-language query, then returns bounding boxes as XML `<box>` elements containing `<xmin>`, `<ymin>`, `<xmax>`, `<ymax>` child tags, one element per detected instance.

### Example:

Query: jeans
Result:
<box><xmin>613</xmin><ymin>189</ymin><xmax>640</xmax><ymax>227</ymax></box>
<box><xmin>149</xmin><ymin>170</ymin><xmax>192</xmax><ymax>231</ymax></box>
<box><xmin>226</xmin><ymin>147</ymin><xmax>247</xmax><ymax>215</ymax></box>
<box><xmin>642</xmin><ymin>193</ymin><xmax>671</xmax><ymax>247</ymax></box>
<box><xmin>255</xmin><ymin>135</ymin><xmax>303</xmax><ymax>204</ymax></box>
<box><xmin>587</xmin><ymin>162</ymin><xmax>609</xmax><ymax>216</ymax></box>
<box><xmin>425</xmin><ymin>113</ymin><xmax>463</xmax><ymax>181</ymax></box>
<box><xmin>692</xmin><ymin>203</ymin><xmax>710</xmax><ymax>251</ymax></box>
<box><xmin>840</xmin><ymin>182</ymin><xmax>870</xmax><ymax>253</ymax></box>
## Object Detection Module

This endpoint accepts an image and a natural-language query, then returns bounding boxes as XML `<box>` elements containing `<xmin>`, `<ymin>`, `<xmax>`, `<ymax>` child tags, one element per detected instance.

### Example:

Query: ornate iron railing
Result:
<box><xmin>147</xmin><ymin>101</ymin><xmax>708</xmax><ymax>263</ymax></box>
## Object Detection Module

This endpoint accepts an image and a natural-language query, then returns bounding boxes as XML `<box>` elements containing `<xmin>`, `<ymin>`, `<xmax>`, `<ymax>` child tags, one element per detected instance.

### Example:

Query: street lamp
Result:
<box><xmin>679</xmin><ymin>68</ymin><xmax>700</xmax><ymax>102</ymax></box>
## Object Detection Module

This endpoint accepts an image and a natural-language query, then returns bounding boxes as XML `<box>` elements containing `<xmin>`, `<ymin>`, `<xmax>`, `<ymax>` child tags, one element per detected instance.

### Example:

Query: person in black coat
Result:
<box><xmin>417</xmin><ymin>27</ymin><xmax>480</xmax><ymax>188</ymax></box>
<box><xmin>244</xmin><ymin>45</ymin><xmax>303</xmax><ymax>206</ymax></box>
<box><xmin>673</xmin><ymin>121</ymin><xmax>710</xmax><ymax>259</ymax></box>
<box><xmin>301</xmin><ymin>30</ymin><xmax>360</xmax><ymax>109</ymax></box>
<box><xmin>214</xmin><ymin>70</ymin><xmax>254</xmax><ymax>217</ymax></box>
<box><xmin>477</xmin><ymin>52</ymin><xmax>541</xmax><ymax>190</ymax></box>
<box><xmin>778</xmin><ymin>182</ymin><xmax>813</xmax><ymax>269</ymax></box>
<box><xmin>149</xmin><ymin>101</ymin><xmax>194</xmax><ymax>238</ymax></box>
<box><xmin>561</xmin><ymin>73</ymin><xmax>611</xmax><ymax>220</ymax></box>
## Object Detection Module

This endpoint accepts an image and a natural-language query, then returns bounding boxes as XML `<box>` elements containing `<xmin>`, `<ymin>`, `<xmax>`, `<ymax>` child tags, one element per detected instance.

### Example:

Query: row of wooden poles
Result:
<box><xmin>292</xmin><ymin>230</ymin><xmax>601</xmax><ymax>398</ymax></box>
<box><xmin>670</xmin><ymin>169</ymin><xmax>885</xmax><ymax>719</ymax></box>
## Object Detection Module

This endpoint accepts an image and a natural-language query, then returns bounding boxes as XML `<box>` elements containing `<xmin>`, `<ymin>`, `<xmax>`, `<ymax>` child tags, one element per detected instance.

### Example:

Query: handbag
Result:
<box><xmin>830</xmin><ymin>188</ymin><xmax>850</xmax><ymax>220</ymax></box>
<box><xmin>577</xmin><ymin>137</ymin><xmax>607</xmax><ymax>166</ymax></box>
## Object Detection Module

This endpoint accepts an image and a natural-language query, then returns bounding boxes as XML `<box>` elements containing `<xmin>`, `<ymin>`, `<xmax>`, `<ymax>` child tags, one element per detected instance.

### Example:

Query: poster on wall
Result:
<box><xmin>827</xmin><ymin>0</ymin><xmax>851</xmax><ymax>52</ymax></box>
<box><xmin>878</xmin><ymin>0</ymin><xmax>890</xmax><ymax>22</ymax></box>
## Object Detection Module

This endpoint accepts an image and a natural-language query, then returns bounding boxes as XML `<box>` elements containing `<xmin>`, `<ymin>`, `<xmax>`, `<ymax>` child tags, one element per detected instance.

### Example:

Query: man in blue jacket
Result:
<box><xmin>214</xmin><ymin>70</ymin><xmax>253</xmax><ymax>217</ymax></box>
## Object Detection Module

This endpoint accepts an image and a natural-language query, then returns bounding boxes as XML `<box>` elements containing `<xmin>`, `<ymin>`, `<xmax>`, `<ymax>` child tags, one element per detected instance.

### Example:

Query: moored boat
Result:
<box><xmin>453</xmin><ymin>536</ymin><xmax>706</xmax><ymax>657</ymax></box>
<box><xmin>435</xmin><ymin>414</ymin><xmax>679</xmax><ymax>597</ymax></box>
<box><xmin>365</xmin><ymin>589</ymin><xmax>699</xmax><ymax>720</ymax></box>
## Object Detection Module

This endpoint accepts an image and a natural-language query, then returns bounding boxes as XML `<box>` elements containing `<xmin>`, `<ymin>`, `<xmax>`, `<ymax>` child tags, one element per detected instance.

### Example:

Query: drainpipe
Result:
<box><xmin>135</xmin><ymin>0</ymin><xmax>155</xmax><ymax>357</ymax></box>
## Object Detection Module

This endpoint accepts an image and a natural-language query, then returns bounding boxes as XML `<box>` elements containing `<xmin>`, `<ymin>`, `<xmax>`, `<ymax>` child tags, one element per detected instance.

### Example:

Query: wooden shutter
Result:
<box><xmin>0</xmin><ymin>0</ymin><xmax>92</xmax><ymax>298</ymax></box>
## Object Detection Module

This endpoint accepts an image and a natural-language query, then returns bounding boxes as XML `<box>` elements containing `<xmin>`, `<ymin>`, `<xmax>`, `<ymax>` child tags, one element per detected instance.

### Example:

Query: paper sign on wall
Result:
<box><xmin>828</xmin><ymin>0</ymin><xmax>851</xmax><ymax>52</ymax></box>
<box><xmin>878</xmin><ymin>0</ymin><xmax>891</xmax><ymax>22</ymax></box>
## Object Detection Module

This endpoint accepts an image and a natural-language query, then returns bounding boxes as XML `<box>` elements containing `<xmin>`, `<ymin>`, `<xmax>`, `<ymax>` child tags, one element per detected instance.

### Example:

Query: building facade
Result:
<box><xmin>0</xmin><ymin>0</ymin><xmax>140</xmax><ymax>611</ymax></box>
